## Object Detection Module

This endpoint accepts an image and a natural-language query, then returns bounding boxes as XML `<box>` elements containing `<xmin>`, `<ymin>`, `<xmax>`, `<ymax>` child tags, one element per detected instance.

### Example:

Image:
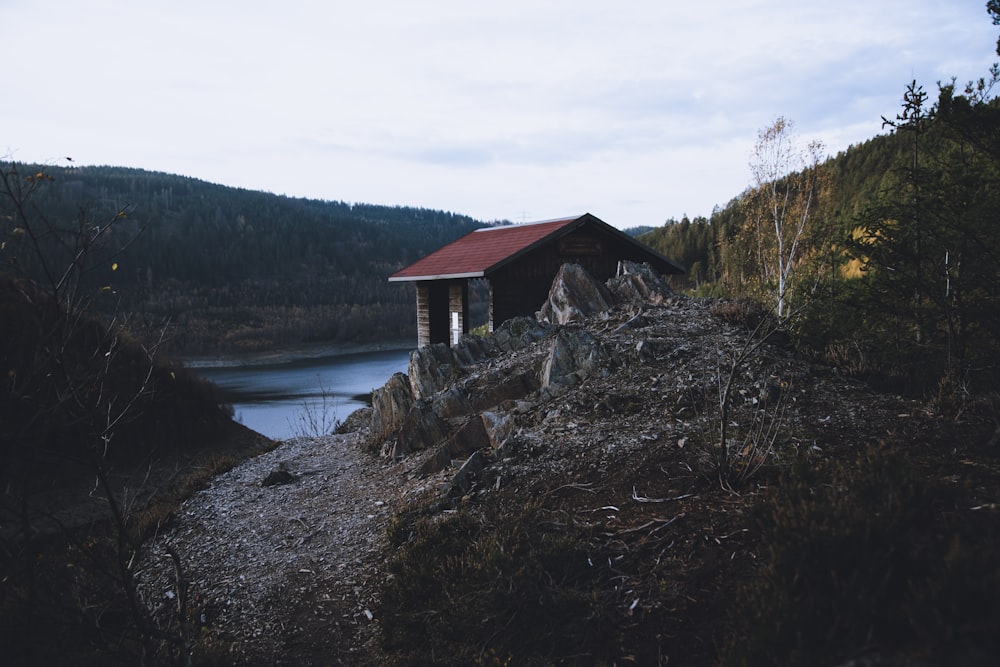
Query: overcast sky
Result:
<box><xmin>2</xmin><ymin>1</ymin><xmax>997</xmax><ymax>228</ymax></box>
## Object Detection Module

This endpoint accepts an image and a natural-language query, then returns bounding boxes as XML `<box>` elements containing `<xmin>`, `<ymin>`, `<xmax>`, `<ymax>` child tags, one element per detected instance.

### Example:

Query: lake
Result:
<box><xmin>190</xmin><ymin>346</ymin><xmax>413</xmax><ymax>440</ymax></box>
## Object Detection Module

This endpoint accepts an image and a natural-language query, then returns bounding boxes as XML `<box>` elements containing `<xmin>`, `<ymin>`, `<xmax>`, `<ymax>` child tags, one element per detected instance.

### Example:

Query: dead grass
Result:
<box><xmin>0</xmin><ymin>421</ymin><xmax>276</xmax><ymax>665</ymax></box>
<box><xmin>722</xmin><ymin>442</ymin><xmax>1000</xmax><ymax>666</ymax></box>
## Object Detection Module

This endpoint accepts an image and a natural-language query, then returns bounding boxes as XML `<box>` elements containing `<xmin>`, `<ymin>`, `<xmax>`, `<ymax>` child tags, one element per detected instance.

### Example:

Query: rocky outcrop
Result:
<box><xmin>537</xmin><ymin>262</ymin><xmax>615</xmax><ymax>325</ymax></box>
<box><xmin>608</xmin><ymin>259</ymin><xmax>674</xmax><ymax>305</ymax></box>
<box><xmin>535</xmin><ymin>260</ymin><xmax>673</xmax><ymax>326</ymax></box>
<box><xmin>416</xmin><ymin>415</ymin><xmax>493</xmax><ymax>476</ymax></box>
<box><xmin>490</xmin><ymin>316</ymin><xmax>552</xmax><ymax>352</ymax></box>
<box><xmin>407</xmin><ymin>343</ymin><xmax>461</xmax><ymax>400</ymax></box>
<box><xmin>540</xmin><ymin>329</ymin><xmax>617</xmax><ymax>395</ymax></box>
<box><xmin>367</xmin><ymin>261</ymin><xmax>675</xmax><ymax>495</ymax></box>
<box><xmin>393</xmin><ymin>401</ymin><xmax>450</xmax><ymax>458</ymax></box>
<box><xmin>406</xmin><ymin>323</ymin><xmax>549</xmax><ymax>401</ymax></box>
<box><xmin>369</xmin><ymin>372</ymin><xmax>414</xmax><ymax>443</ymax></box>
<box><xmin>432</xmin><ymin>371</ymin><xmax>539</xmax><ymax>419</ymax></box>
<box><xmin>448</xmin><ymin>450</ymin><xmax>489</xmax><ymax>496</ymax></box>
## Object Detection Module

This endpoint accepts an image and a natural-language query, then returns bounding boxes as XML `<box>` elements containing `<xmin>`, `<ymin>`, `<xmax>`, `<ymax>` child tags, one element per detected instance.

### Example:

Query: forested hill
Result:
<box><xmin>637</xmin><ymin>129</ymin><xmax>904</xmax><ymax>291</ymax></box>
<box><xmin>1</xmin><ymin>164</ymin><xmax>496</xmax><ymax>353</ymax></box>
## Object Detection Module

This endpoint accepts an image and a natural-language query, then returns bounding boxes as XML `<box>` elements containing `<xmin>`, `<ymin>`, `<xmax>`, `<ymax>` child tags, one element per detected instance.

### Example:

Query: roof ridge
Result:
<box><xmin>387</xmin><ymin>212</ymin><xmax>683</xmax><ymax>283</ymax></box>
<box><xmin>473</xmin><ymin>215</ymin><xmax>582</xmax><ymax>232</ymax></box>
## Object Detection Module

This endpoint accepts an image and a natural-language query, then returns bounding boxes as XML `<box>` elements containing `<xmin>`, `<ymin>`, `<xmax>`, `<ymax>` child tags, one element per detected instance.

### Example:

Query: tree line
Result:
<box><xmin>0</xmin><ymin>164</ymin><xmax>493</xmax><ymax>353</ymax></box>
<box><xmin>642</xmin><ymin>72</ymin><xmax>1000</xmax><ymax>401</ymax></box>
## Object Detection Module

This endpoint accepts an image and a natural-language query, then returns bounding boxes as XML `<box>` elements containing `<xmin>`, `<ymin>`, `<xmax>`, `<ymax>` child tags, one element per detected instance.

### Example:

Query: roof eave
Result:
<box><xmin>388</xmin><ymin>271</ymin><xmax>486</xmax><ymax>282</ymax></box>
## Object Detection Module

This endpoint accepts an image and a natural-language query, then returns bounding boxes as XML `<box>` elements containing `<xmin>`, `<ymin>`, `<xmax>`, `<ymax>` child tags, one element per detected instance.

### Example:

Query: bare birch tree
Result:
<box><xmin>747</xmin><ymin>117</ymin><xmax>825</xmax><ymax>318</ymax></box>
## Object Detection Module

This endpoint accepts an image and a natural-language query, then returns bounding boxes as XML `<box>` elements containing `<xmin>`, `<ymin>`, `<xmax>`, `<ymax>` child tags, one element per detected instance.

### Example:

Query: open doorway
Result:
<box><xmin>468</xmin><ymin>278</ymin><xmax>490</xmax><ymax>334</ymax></box>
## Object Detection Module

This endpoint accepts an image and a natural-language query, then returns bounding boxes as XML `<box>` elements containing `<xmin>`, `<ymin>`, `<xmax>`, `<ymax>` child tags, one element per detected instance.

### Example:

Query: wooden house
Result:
<box><xmin>388</xmin><ymin>213</ymin><xmax>685</xmax><ymax>347</ymax></box>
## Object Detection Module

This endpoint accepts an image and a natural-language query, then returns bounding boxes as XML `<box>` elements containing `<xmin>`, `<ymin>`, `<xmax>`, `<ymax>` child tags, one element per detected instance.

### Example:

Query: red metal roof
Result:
<box><xmin>388</xmin><ymin>216</ymin><xmax>581</xmax><ymax>281</ymax></box>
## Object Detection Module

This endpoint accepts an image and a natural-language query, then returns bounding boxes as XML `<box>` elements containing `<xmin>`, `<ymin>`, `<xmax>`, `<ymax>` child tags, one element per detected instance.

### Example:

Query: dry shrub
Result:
<box><xmin>822</xmin><ymin>339</ymin><xmax>876</xmax><ymax>377</ymax></box>
<box><xmin>927</xmin><ymin>371</ymin><xmax>971</xmax><ymax>420</ymax></box>
<box><xmin>710</xmin><ymin>297</ymin><xmax>771</xmax><ymax>331</ymax></box>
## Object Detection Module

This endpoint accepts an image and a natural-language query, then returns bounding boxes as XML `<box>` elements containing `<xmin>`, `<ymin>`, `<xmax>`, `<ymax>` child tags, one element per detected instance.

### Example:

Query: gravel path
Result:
<box><xmin>137</xmin><ymin>432</ymin><xmax>430</xmax><ymax>665</ymax></box>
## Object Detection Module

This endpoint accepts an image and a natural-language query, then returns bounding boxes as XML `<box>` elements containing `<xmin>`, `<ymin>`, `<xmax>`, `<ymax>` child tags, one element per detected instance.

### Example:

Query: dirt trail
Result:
<box><xmin>137</xmin><ymin>431</ymin><xmax>432</xmax><ymax>665</ymax></box>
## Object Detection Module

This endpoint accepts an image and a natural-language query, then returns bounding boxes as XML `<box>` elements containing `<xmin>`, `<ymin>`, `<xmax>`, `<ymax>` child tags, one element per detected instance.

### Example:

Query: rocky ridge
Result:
<box><xmin>136</xmin><ymin>261</ymin><xmax>990</xmax><ymax>665</ymax></box>
<box><xmin>368</xmin><ymin>260</ymin><xmax>901</xmax><ymax>502</ymax></box>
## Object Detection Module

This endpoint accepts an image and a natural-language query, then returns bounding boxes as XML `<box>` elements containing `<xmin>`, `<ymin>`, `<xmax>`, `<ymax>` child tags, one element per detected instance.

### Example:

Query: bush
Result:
<box><xmin>710</xmin><ymin>297</ymin><xmax>772</xmax><ymax>331</ymax></box>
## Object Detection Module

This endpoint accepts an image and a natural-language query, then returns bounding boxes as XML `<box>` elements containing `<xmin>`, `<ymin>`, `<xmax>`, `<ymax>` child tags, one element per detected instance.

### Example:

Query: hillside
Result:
<box><xmin>135</xmin><ymin>263</ymin><xmax>1000</xmax><ymax>666</ymax></box>
<box><xmin>0</xmin><ymin>268</ymin><xmax>279</xmax><ymax>665</ymax></box>
<box><xmin>0</xmin><ymin>163</ymin><xmax>495</xmax><ymax>353</ymax></box>
<box><xmin>638</xmin><ymin>86</ymin><xmax>1000</xmax><ymax>400</ymax></box>
<box><xmin>636</xmin><ymin>129</ymin><xmax>904</xmax><ymax>293</ymax></box>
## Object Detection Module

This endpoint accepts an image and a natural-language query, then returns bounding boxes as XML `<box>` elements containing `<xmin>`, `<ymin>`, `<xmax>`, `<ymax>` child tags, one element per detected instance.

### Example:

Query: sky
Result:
<box><xmin>2</xmin><ymin>1</ymin><xmax>997</xmax><ymax>229</ymax></box>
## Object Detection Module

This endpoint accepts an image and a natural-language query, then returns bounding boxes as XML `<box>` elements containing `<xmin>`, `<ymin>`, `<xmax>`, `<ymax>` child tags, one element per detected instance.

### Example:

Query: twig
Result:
<box><xmin>617</xmin><ymin>514</ymin><xmax>684</xmax><ymax>535</ymax></box>
<box><xmin>583</xmin><ymin>505</ymin><xmax>620</xmax><ymax>513</ymax></box>
<box><xmin>631</xmin><ymin>488</ymin><xmax>695</xmax><ymax>504</ymax></box>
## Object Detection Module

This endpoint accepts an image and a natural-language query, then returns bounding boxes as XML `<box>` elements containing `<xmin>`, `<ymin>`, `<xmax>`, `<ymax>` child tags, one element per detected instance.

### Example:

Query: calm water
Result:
<box><xmin>192</xmin><ymin>347</ymin><xmax>412</xmax><ymax>440</ymax></box>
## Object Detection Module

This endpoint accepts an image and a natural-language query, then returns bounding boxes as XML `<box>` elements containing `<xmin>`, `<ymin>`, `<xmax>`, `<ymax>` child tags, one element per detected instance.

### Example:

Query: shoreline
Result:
<box><xmin>180</xmin><ymin>339</ymin><xmax>414</xmax><ymax>369</ymax></box>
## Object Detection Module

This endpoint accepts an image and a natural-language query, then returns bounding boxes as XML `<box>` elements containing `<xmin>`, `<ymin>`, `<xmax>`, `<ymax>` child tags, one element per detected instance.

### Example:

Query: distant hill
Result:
<box><xmin>622</xmin><ymin>225</ymin><xmax>657</xmax><ymax>238</ymax></box>
<box><xmin>1</xmin><ymin>164</ymin><xmax>500</xmax><ymax>353</ymax></box>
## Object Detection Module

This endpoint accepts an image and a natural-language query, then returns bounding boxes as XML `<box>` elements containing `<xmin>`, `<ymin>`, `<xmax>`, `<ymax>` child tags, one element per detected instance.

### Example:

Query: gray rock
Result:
<box><xmin>607</xmin><ymin>260</ymin><xmax>674</xmax><ymax>305</ymax></box>
<box><xmin>417</xmin><ymin>415</ymin><xmax>492</xmax><ymax>476</ymax></box>
<box><xmin>451</xmin><ymin>416</ymin><xmax>492</xmax><ymax>456</ymax></box>
<box><xmin>448</xmin><ymin>450</ymin><xmax>489</xmax><ymax>496</ymax></box>
<box><xmin>541</xmin><ymin>329</ymin><xmax>615</xmax><ymax>391</ymax></box>
<box><xmin>408</xmin><ymin>343</ymin><xmax>457</xmax><ymax>399</ymax></box>
<box><xmin>369</xmin><ymin>372</ymin><xmax>414</xmax><ymax>441</ymax></box>
<box><xmin>480</xmin><ymin>410</ymin><xmax>514</xmax><ymax>449</ymax></box>
<box><xmin>537</xmin><ymin>263</ymin><xmax>615</xmax><ymax>325</ymax></box>
<box><xmin>393</xmin><ymin>401</ymin><xmax>451</xmax><ymax>458</ymax></box>
<box><xmin>408</xmin><ymin>335</ymin><xmax>505</xmax><ymax>400</ymax></box>
<box><xmin>431</xmin><ymin>385</ymin><xmax>470</xmax><ymax>420</ymax></box>
<box><xmin>614</xmin><ymin>313</ymin><xmax>652</xmax><ymax>333</ymax></box>
<box><xmin>451</xmin><ymin>334</ymin><xmax>500</xmax><ymax>366</ymax></box>
<box><xmin>493</xmin><ymin>316</ymin><xmax>552</xmax><ymax>352</ymax></box>
<box><xmin>261</xmin><ymin>462</ymin><xmax>296</xmax><ymax>487</ymax></box>
<box><xmin>469</xmin><ymin>371</ymin><xmax>539</xmax><ymax>412</ymax></box>
<box><xmin>429</xmin><ymin>371</ymin><xmax>538</xmax><ymax>421</ymax></box>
